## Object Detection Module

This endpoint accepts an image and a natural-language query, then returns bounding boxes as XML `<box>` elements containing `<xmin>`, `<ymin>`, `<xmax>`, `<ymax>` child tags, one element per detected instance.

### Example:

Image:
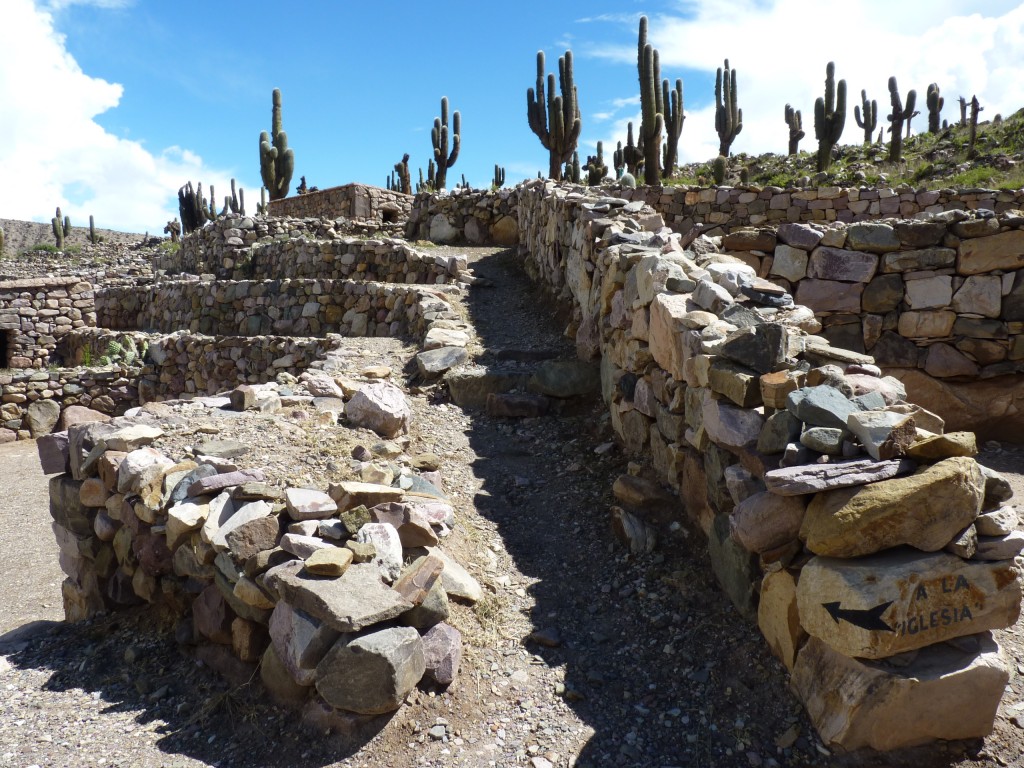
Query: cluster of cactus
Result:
<box><xmin>456</xmin><ymin>174</ymin><xmax>471</xmax><ymax>191</ymax></box>
<box><xmin>854</xmin><ymin>89</ymin><xmax>878</xmax><ymax>145</ymax></box>
<box><xmin>714</xmin><ymin>58</ymin><xmax>742</xmax><ymax>157</ymax></box>
<box><xmin>259</xmin><ymin>89</ymin><xmax>295</xmax><ymax>202</ymax></box>
<box><xmin>527</xmin><ymin>50</ymin><xmax>580</xmax><ymax>181</ymax></box>
<box><xmin>926</xmin><ymin>83</ymin><xmax>944</xmax><ymax>134</ymax></box>
<box><xmin>492</xmin><ymin>164</ymin><xmax>505</xmax><ymax>188</ymax></box>
<box><xmin>94</xmin><ymin>336</ymin><xmax>147</xmax><ymax>368</ymax></box>
<box><xmin>393</xmin><ymin>154</ymin><xmax>411</xmax><ymax>195</ymax></box>
<box><xmin>52</xmin><ymin>207</ymin><xmax>70</xmax><ymax>249</ymax></box>
<box><xmin>562</xmin><ymin>151</ymin><xmax>581</xmax><ymax>183</ymax></box>
<box><xmin>178</xmin><ymin>182</ymin><xmax>216</xmax><ymax>234</ymax></box>
<box><xmin>224</xmin><ymin>178</ymin><xmax>245</xmax><ymax>216</ymax></box>
<box><xmin>813</xmin><ymin>61</ymin><xmax>847</xmax><ymax>172</ymax></box>
<box><xmin>712</xmin><ymin>155</ymin><xmax>727</xmax><ymax>185</ymax></box>
<box><xmin>614</xmin><ymin>122</ymin><xmax>644</xmax><ymax>178</ymax></box>
<box><xmin>416</xmin><ymin>166</ymin><xmax>434</xmax><ymax>194</ymax></box>
<box><xmin>430</xmin><ymin>97</ymin><xmax>461</xmax><ymax>190</ymax></box>
<box><xmin>784</xmin><ymin>104</ymin><xmax>804</xmax><ymax>155</ymax></box>
<box><xmin>585</xmin><ymin>142</ymin><xmax>608</xmax><ymax>185</ymax></box>
<box><xmin>886</xmin><ymin>77</ymin><xmax>917</xmax><ymax>162</ymax></box>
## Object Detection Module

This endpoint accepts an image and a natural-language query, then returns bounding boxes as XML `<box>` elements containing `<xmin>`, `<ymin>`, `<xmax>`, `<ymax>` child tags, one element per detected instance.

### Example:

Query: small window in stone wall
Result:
<box><xmin>0</xmin><ymin>330</ymin><xmax>9</xmax><ymax>370</ymax></box>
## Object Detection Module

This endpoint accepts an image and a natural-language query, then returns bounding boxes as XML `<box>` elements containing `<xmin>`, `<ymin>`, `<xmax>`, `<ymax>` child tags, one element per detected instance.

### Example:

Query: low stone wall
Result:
<box><xmin>517</xmin><ymin>179</ymin><xmax>1024</xmax><ymax>751</ymax></box>
<box><xmin>405</xmin><ymin>188</ymin><xmax>519</xmax><ymax>246</ymax></box>
<box><xmin>606</xmin><ymin>183</ymin><xmax>1024</xmax><ymax>234</ymax></box>
<box><xmin>0</xmin><ymin>277</ymin><xmax>95</xmax><ymax>368</ymax></box>
<box><xmin>0</xmin><ymin>364</ymin><xmax>140</xmax><ymax>443</ymax></box>
<box><xmin>266</xmin><ymin>183</ymin><xmax>412</xmax><ymax>225</ymax></box>
<box><xmin>97</xmin><ymin>279</ymin><xmax>445</xmax><ymax>340</ymax></box>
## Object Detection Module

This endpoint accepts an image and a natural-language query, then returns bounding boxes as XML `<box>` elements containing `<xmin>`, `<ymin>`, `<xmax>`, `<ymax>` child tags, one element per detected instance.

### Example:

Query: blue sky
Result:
<box><xmin>3</xmin><ymin>0</ymin><xmax>1024</xmax><ymax>233</ymax></box>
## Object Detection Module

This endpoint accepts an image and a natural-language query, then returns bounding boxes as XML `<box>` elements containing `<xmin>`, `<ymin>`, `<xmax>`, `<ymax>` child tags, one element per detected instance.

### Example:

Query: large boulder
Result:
<box><xmin>346</xmin><ymin>381</ymin><xmax>411</xmax><ymax>438</ymax></box>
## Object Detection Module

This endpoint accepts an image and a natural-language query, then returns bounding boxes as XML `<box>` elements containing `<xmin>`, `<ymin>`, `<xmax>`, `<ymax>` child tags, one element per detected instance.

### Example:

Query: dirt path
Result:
<box><xmin>0</xmin><ymin>440</ymin><xmax>63</xmax><ymax>638</ymax></box>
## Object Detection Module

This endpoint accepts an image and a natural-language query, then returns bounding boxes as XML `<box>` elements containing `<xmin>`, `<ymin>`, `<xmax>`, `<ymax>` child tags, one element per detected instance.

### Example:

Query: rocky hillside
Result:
<box><xmin>680</xmin><ymin>107</ymin><xmax>1024</xmax><ymax>191</ymax></box>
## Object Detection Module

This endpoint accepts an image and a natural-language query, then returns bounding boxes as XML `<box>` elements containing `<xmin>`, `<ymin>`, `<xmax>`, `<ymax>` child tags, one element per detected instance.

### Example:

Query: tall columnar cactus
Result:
<box><xmin>926</xmin><ymin>83</ymin><xmax>944</xmax><ymax>134</ymax></box>
<box><xmin>714</xmin><ymin>59</ymin><xmax>742</xmax><ymax>157</ymax></box>
<box><xmin>886</xmin><ymin>77</ymin><xmax>917</xmax><ymax>162</ymax></box>
<box><xmin>854</xmin><ymin>90</ymin><xmax>877</xmax><ymax>145</ymax></box>
<box><xmin>527</xmin><ymin>50</ymin><xmax>580</xmax><ymax>181</ymax></box>
<box><xmin>586</xmin><ymin>141</ymin><xmax>608</xmax><ymax>185</ymax></box>
<box><xmin>637</xmin><ymin>17</ymin><xmax>664</xmax><ymax>184</ymax></box>
<box><xmin>178</xmin><ymin>181</ymin><xmax>214</xmax><ymax>234</ymax></box>
<box><xmin>394</xmin><ymin>154</ymin><xmax>412</xmax><ymax>195</ymax></box>
<box><xmin>492</xmin><ymin>164</ymin><xmax>505</xmax><ymax>188</ymax></box>
<box><xmin>959</xmin><ymin>96</ymin><xmax>968</xmax><ymax>126</ymax></box>
<box><xmin>969</xmin><ymin>95</ymin><xmax>984</xmax><ymax>157</ymax></box>
<box><xmin>430</xmin><ymin>96</ymin><xmax>461</xmax><ymax>190</ymax></box>
<box><xmin>784</xmin><ymin>104</ymin><xmax>804</xmax><ymax>155</ymax></box>
<box><xmin>813</xmin><ymin>61</ymin><xmax>847</xmax><ymax>173</ymax></box>
<box><xmin>52</xmin><ymin>206</ymin><xmax>70</xmax><ymax>249</ymax></box>
<box><xmin>564</xmin><ymin>151</ymin><xmax>581</xmax><ymax>183</ymax></box>
<box><xmin>622</xmin><ymin>121</ymin><xmax>643</xmax><ymax>176</ymax></box>
<box><xmin>0</xmin><ymin>225</ymin><xmax>4</xmax><ymax>255</ymax></box>
<box><xmin>259</xmin><ymin>88</ymin><xmax>295</xmax><ymax>201</ymax></box>
<box><xmin>89</xmin><ymin>215</ymin><xmax>97</xmax><ymax>244</ymax></box>
<box><xmin>258</xmin><ymin>186</ymin><xmax>268</xmax><ymax>216</ymax></box>
<box><xmin>661</xmin><ymin>78</ymin><xmax>684</xmax><ymax>179</ymax></box>
<box><xmin>225</xmin><ymin>178</ymin><xmax>245</xmax><ymax>215</ymax></box>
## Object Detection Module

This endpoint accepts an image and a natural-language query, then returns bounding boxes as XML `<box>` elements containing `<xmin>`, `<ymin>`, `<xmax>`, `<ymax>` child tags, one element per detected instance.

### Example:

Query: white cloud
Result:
<box><xmin>0</xmin><ymin>0</ymin><xmax>239</xmax><ymax>234</ymax></box>
<box><xmin>588</xmin><ymin>0</ymin><xmax>1024</xmax><ymax>165</ymax></box>
<box><xmin>45</xmin><ymin>0</ymin><xmax>133</xmax><ymax>9</ymax></box>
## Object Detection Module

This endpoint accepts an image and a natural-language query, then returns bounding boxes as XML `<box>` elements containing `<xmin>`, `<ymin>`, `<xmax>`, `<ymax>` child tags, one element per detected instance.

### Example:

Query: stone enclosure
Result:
<box><xmin>7</xmin><ymin>175</ymin><xmax>1024</xmax><ymax>753</ymax></box>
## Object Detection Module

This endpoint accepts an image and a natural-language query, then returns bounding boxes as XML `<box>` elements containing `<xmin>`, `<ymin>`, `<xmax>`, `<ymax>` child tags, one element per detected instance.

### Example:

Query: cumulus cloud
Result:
<box><xmin>0</xmin><ymin>0</ymin><xmax>236</xmax><ymax>233</ymax></box>
<box><xmin>586</xmin><ymin>0</ymin><xmax>1024</xmax><ymax>165</ymax></box>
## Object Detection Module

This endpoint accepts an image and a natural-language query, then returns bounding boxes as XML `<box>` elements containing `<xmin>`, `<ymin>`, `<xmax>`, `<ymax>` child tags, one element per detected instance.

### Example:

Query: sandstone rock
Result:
<box><xmin>846</xmin><ymin>410</ymin><xmax>916</xmax><ymax>460</ymax></box>
<box><xmin>58</xmin><ymin>405</ymin><xmax>110</xmax><ymax>432</ymax></box>
<box><xmin>846</xmin><ymin>222</ymin><xmax>901</xmax><ymax>253</ymax></box>
<box><xmin>224</xmin><ymin>514</ymin><xmax>281</xmax><ymax>560</ymax></box>
<box><xmin>649</xmin><ymin>293</ymin><xmax>693</xmax><ymax>381</ymax></box>
<box><xmin>193</xmin><ymin>583</ymin><xmax>234</xmax><ymax>644</ymax></box>
<box><xmin>796</xmin><ymin>550</ymin><xmax>1020</xmax><ymax>658</ymax></box>
<box><xmin>729</xmin><ymin>492</ymin><xmax>807</xmax><ymax>553</ymax></box>
<box><xmin>770</xmin><ymin>244</ymin><xmax>808</xmax><ymax>282</ymax></box>
<box><xmin>757</xmin><ymin>569</ymin><xmax>806</xmax><ymax>671</ymax></box>
<box><xmin>402</xmin><ymin>578</ymin><xmax>450</xmax><ymax>629</ymax></box>
<box><xmin>280</xmin><ymin>533</ymin><xmax>334</xmax><ymax>560</ymax></box>
<box><xmin>421</xmin><ymin>622</ymin><xmax>462</xmax><ymax>685</ymax></box>
<box><xmin>890</xmin><ymin>369</ymin><xmax>1024</xmax><ymax>441</ymax></box>
<box><xmin>757</xmin><ymin>410</ymin><xmax>802</xmax><ymax>455</ymax></box>
<box><xmin>807</xmin><ymin>247</ymin><xmax>878</xmax><ymax>282</ymax></box>
<box><xmin>207</xmin><ymin>499</ymin><xmax>272</xmax><ymax>552</ymax></box>
<box><xmin>795</xmin><ymin>279</ymin><xmax>863</xmax><ymax>313</ymax></box>
<box><xmin>426</xmin><ymin>546</ymin><xmax>483</xmax><ymax>604</ymax></box>
<box><xmin>104</xmin><ymin>423</ymin><xmax>163</xmax><ymax>453</ymax></box>
<box><xmin>800</xmin><ymin>457</ymin><xmax>983</xmax><ymax>557</ymax></box>
<box><xmin>233</xmin><ymin>575</ymin><xmax>275</xmax><ymax>610</ymax></box>
<box><xmin>346</xmin><ymin>381</ymin><xmax>411</xmax><ymax>438</ymax></box>
<box><xmin>304</xmin><ymin>546</ymin><xmax>353</xmax><ymax>576</ymax></box>
<box><xmin>980</xmin><ymin>465</ymin><xmax>1014</xmax><ymax>509</ymax></box>
<box><xmin>897</xmin><ymin>310</ymin><xmax>956</xmax><ymax>338</ymax></box>
<box><xmin>166</xmin><ymin>501</ymin><xmax>209</xmax><ymax>551</ymax></box>
<box><xmin>116</xmin><ymin>448</ymin><xmax>173</xmax><ymax>495</ymax></box>
<box><xmin>924</xmin><ymin>343</ymin><xmax>980</xmax><ymax>378</ymax></box>
<box><xmin>393</xmin><ymin>554</ymin><xmax>444</xmax><ymax>605</ymax></box>
<box><xmin>702</xmin><ymin>392</ymin><xmax>764</xmax><ymax>449</ymax></box>
<box><xmin>946</xmin><ymin>524</ymin><xmax>978</xmax><ymax>559</ymax></box>
<box><xmin>370</xmin><ymin>502</ymin><xmax>440</xmax><ymax>547</ymax></box>
<box><xmin>25</xmin><ymin>399</ymin><xmax>60</xmax><ymax>437</ymax></box>
<box><xmin>957</xmin><ymin>229</ymin><xmax>1024</xmax><ymax>274</ymax></box>
<box><xmin>952</xmin><ymin>274</ymin><xmax>1002</xmax><ymax>318</ymax></box>
<box><xmin>416</xmin><ymin>347</ymin><xmax>468</xmax><ymax>379</ymax></box>
<box><xmin>973</xmin><ymin>531</ymin><xmax>1024</xmax><ymax>561</ymax></box>
<box><xmin>315</xmin><ymin>626</ymin><xmax>425</xmax><ymax>715</ymax></box>
<box><xmin>188</xmin><ymin>468</ymin><xmax>265</xmax><ymax>497</ymax></box>
<box><xmin>260</xmin><ymin>644</ymin><xmax>311</xmax><ymax>707</ymax></box>
<box><xmin>709</xmin><ymin>514</ymin><xmax>758</xmax><ymax>622</ymax></box>
<box><xmin>232</xmin><ymin>617</ymin><xmax>268</xmax><ymax>663</ymax></box>
<box><xmin>759</xmin><ymin>370</ymin><xmax>804</xmax><ymax>410</ymax></box>
<box><xmin>37</xmin><ymin>431</ymin><xmax>70</xmax><ymax>475</ymax></box>
<box><xmin>800</xmin><ymin>426</ymin><xmax>845</xmax><ymax>455</ymax></box>
<box><xmin>268</xmin><ymin>601</ymin><xmax>341</xmax><ymax>686</ymax></box>
<box><xmin>791</xmin><ymin>634</ymin><xmax>1008</xmax><ymax>751</ymax></box>
<box><xmin>264</xmin><ymin>560</ymin><xmax>412</xmax><ymax>633</ymax></box>
<box><xmin>767</xmin><ymin>459</ymin><xmax>913</xmax><ymax>499</ymax></box>
<box><xmin>907</xmin><ymin>431</ymin><xmax>977</xmax><ymax>460</ymax></box>
<box><xmin>355</xmin><ymin>522</ymin><xmax>403</xmax><ymax>582</ymax></box>
<box><xmin>328</xmin><ymin>481</ymin><xmax>402</xmax><ymax>512</ymax></box>
<box><xmin>975</xmin><ymin>505</ymin><xmax>1019</xmax><ymax>537</ymax></box>
<box><xmin>284</xmin><ymin>487</ymin><xmax>337</xmax><ymax>521</ymax></box>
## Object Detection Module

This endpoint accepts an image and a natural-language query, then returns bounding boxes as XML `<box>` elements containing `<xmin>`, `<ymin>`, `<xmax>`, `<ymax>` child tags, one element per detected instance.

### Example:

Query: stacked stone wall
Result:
<box><xmin>516</xmin><ymin>179</ymin><xmax>1024</xmax><ymax>751</ymax></box>
<box><xmin>97</xmin><ymin>279</ymin><xmax>442</xmax><ymax>340</ymax></box>
<box><xmin>0</xmin><ymin>277</ymin><xmax>95</xmax><ymax>368</ymax></box>
<box><xmin>406</xmin><ymin>188</ymin><xmax>519</xmax><ymax>246</ymax></box>
<box><xmin>266</xmin><ymin>183</ymin><xmax>412</xmax><ymax>224</ymax></box>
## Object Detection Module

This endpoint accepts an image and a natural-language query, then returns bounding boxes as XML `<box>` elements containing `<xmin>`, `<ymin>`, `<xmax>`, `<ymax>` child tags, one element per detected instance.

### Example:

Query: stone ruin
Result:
<box><xmin>5</xmin><ymin>176</ymin><xmax>1024</xmax><ymax>753</ymax></box>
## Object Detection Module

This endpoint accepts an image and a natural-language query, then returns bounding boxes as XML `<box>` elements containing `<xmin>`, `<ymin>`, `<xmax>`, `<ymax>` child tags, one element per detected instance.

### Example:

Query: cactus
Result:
<box><xmin>257</xmin><ymin>186</ymin><xmax>268</xmax><ymax>215</ymax></box>
<box><xmin>926</xmin><ymin>83</ymin><xmax>944</xmax><ymax>134</ymax></box>
<box><xmin>613</xmin><ymin>142</ymin><xmax>624</xmax><ymax>177</ymax></box>
<box><xmin>89</xmin><ymin>215</ymin><xmax>97</xmax><ymax>244</ymax></box>
<box><xmin>0</xmin><ymin>225</ymin><xmax>4</xmax><ymax>255</ymax></box>
<box><xmin>813</xmin><ymin>61</ymin><xmax>847</xmax><ymax>172</ymax></box>
<box><xmin>968</xmin><ymin>95</ymin><xmax>984</xmax><ymax>157</ymax></box>
<box><xmin>714</xmin><ymin>58</ymin><xmax>742</xmax><ymax>157</ymax></box>
<box><xmin>585</xmin><ymin>142</ymin><xmax>608</xmax><ymax>185</ymax></box>
<box><xmin>207</xmin><ymin>185</ymin><xmax>217</xmax><ymax>219</ymax></box>
<box><xmin>638</xmin><ymin>17</ymin><xmax>664</xmax><ymax>184</ymax></box>
<box><xmin>563</xmin><ymin>151</ymin><xmax>581</xmax><ymax>183</ymax></box>
<box><xmin>177</xmin><ymin>181</ymin><xmax>214</xmax><ymax>234</ymax></box>
<box><xmin>619</xmin><ymin>122</ymin><xmax>644</xmax><ymax>176</ymax></box>
<box><xmin>712</xmin><ymin>155</ymin><xmax>727</xmax><ymax>185</ymax></box>
<box><xmin>430</xmin><ymin>96</ymin><xmax>461</xmax><ymax>190</ymax></box>
<box><xmin>854</xmin><ymin>89</ymin><xmax>877</xmax><ymax>145</ymax></box>
<box><xmin>226</xmin><ymin>178</ymin><xmax>244</xmax><ymax>215</ymax></box>
<box><xmin>527</xmin><ymin>50</ymin><xmax>581</xmax><ymax>181</ymax></box>
<box><xmin>52</xmin><ymin>209</ymin><xmax>64</xmax><ymax>249</ymax></box>
<box><xmin>459</xmin><ymin>174</ymin><xmax>470</xmax><ymax>190</ymax></box>
<box><xmin>784</xmin><ymin>104</ymin><xmax>804</xmax><ymax>155</ymax></box>
<box><xmin>619</xmin><ymin>171</ymin><xmax>637</xmax><ymax>188</ymax></box>
<box><xmin>259</xmin><ymin>88</ymin><xmax>295</xmax><ymax>201</ymax></box>
<box><xmin>959</xmin><ymin>96</ymin><xmax>968</xmax><ymax>126</ymax></box>
<box><xmin>886</xmin><ymin>77</ymin><xmax>917</xmax><ymax>162</ymax></box>
<box><xmin>492</xmin><ymin>164</ymin><xmax>505</xmax><ymax>188</ymax></box>
<box><xmin>661</xmin><ymin>78</ymin><xmax>684</xmax><ymax>179</ymax></box>
<box><xmin>394</xmin><ymin>153</ymin><xmax>411</xmax><ymax>195</ymax></box>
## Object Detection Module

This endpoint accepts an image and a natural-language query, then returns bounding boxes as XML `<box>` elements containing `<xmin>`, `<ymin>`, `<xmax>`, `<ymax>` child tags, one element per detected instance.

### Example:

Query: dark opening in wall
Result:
<box><xmin>380</xmin><ymin>203</ymin><xmax>402</xmax><ymax>224</ymax></box>
<box><xmin>0</xmin><ymin>331</ymin><xmax>9</xmax><ymax>369</ymax></box>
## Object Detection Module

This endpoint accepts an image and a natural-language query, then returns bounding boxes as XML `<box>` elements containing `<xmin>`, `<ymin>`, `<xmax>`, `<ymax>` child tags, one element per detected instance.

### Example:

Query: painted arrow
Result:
<box><xmin>822</xmin><ymin>601</ymin><xmax>895</xmax><ymax>632</ymax></box>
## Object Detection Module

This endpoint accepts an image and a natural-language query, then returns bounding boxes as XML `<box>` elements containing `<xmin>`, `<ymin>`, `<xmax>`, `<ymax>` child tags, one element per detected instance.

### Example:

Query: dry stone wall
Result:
<box><xmin>406</xmin><ymin>188</ymin><xmax>519</xmax><ymax>246</ymax></box>
<box><xmin>516</xmin><ymin>179</ymin><xmax>1024</xmax><ymax>751</ymax></box>
<box><xmin>266</xmin><ymin>183</ymin><xmax>412</xmax><ymax>225</ymax></box>
<box><xmin>0</xmin><ymin>277</ymin><xmax>95</xmax><ymax>368</ymax></box>
<box><xmin>96</xmin><ymin>279</ymin><xmax>447</xmax><ymax>340</ymax></box>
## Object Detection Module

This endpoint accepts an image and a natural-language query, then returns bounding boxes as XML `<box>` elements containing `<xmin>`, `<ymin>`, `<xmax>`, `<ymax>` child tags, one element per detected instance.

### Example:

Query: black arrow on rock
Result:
<box><xmin>822</xmin><ymin>601</ymin><xmax>895</xmax><ymax>632</ymax></box>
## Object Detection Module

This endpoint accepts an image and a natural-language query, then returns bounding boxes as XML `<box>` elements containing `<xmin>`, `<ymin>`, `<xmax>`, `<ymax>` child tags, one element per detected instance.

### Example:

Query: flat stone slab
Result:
<box><xmin>796</xmin><ymin>550</ymin><xmax>1022</xmax><ymax>659</ymax></box>
<box><xmin>764</xmin><ymin>457</ymin><xmax>913</xmax><ymax>496</ymax></box>
<box><xmin>792</xmin><ymin>634</ymin><xmax>1009</xmax><ymax>751</ymax></box>
<box><xmin>264</xmin><ymin>560</ymin><xmax>412</xmax><ymax>633</ymax></box>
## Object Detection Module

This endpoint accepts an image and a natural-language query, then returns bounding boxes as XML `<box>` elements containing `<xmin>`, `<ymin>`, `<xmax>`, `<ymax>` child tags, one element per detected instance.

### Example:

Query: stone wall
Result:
<box><xmin>266</xmin><ymin>183</ymin><xmax>412</xmax><ymax>224</ymax></box>
<box><xmin>0</xmin><ymin>277</ymin><xmax>95</xmax><ymax>368</ymax></box>
<box><xmin>169</xmin><ymin>216</ymin><xmax>460</xmax><ymax>283</ymax></box>
<box><xmin>516</xmin><ymin>179</ymin><xmax>1024</xmax><ymax>751</ymax></box>
<box><xmin>97</xmin><ymin>279</ymin><xmax>447</xmax><ymax>340</ymax></box>
<box><xmin>405</xmin><ymin>188</ymin><xmax>519</xmax><ymax>246</ymax></box>
<box><xmin>606</xmin><ymin>182</ymin><xmax>1024</xmax><ymax>233</ymax></box>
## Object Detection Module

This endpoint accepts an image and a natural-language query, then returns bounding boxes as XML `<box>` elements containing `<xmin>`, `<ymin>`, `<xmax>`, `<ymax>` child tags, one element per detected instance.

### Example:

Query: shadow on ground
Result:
<box><xmin>456</xmin><ymin>247</ymin><xmax>984</xmax><ymax>767</ymax></box>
